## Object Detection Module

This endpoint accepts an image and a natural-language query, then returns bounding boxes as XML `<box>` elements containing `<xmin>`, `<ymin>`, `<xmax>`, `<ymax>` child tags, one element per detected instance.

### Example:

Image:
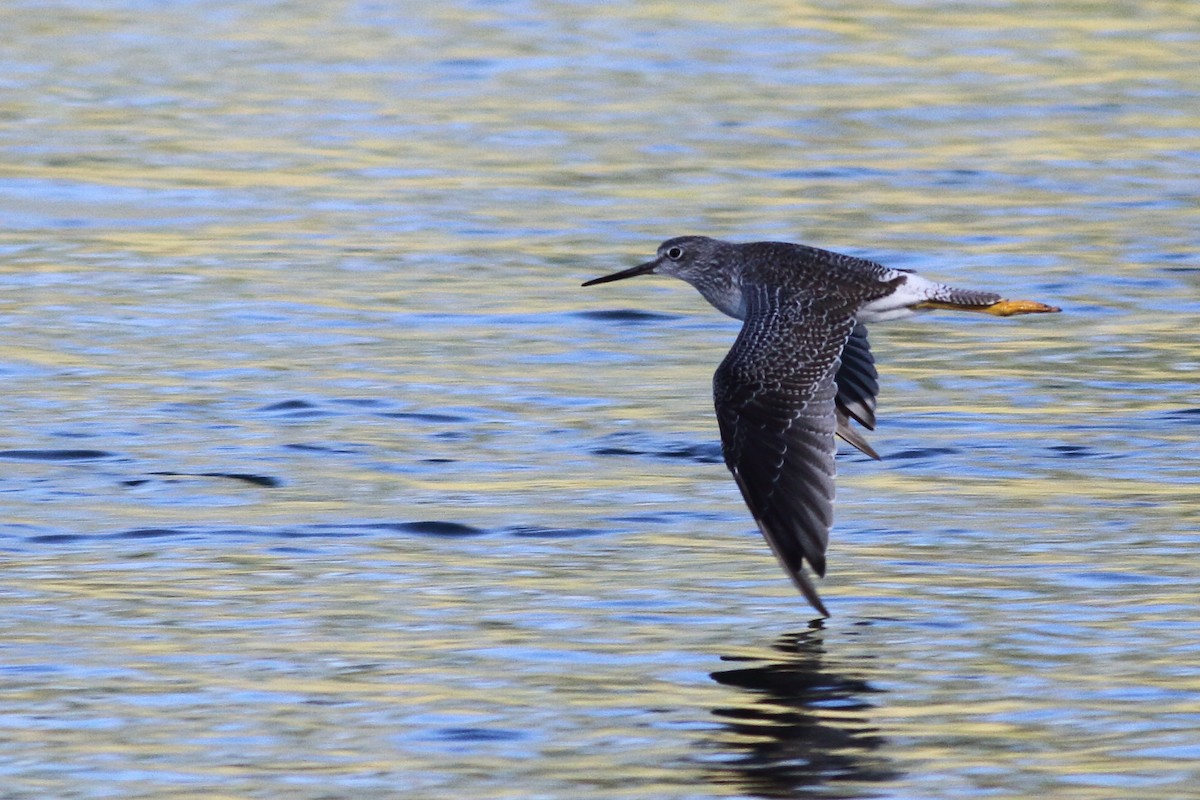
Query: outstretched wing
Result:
<box><xmin>713</xmin><ymin>284</ymin><xmax>857</xmax><ymax>617</ymax></box>
<box><xmin>834</xmin><ymin>322</ymin><xmax>880</xmax><ymax>460</ymax></box>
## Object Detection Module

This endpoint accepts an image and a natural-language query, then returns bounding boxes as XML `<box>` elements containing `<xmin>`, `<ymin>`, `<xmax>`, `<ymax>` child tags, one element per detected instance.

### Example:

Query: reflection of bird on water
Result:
<box><xmin>585</xmin><ymin>236</ymin><xmax>1059</xmax><ymax>615</ymax></box>
<box><xmin>703</xmin><ymin>626</ymin><xmax>898</xmax><ymax>797</ymax></box>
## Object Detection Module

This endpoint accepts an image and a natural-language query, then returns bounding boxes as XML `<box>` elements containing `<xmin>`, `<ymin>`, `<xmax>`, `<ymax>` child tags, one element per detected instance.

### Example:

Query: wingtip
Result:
<box><xmin>745</xmin><ymin>511</ymin><xmax>832</xmax><ymax>617</ymax></box>
<box><xmin>794</xmin><ymin>570</ymin><xmax>831</xmax><ymax>618</ymax></box>
<box><xmin>836</xmin><ymin>406</ymin><xmax>881</xmax><ymax>460</ymax></box>
<box><xmin>837</xmin><ymin>425</ymin><xmax>881</xmax><ymax>461</ymax></box>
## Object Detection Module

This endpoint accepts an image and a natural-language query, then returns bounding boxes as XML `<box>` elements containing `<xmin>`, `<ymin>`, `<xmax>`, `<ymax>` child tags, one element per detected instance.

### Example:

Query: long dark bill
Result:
<box><xmin>581</xmin><ymin>260</ymin><xmax>658</xmax><ymax>287</ymax></box>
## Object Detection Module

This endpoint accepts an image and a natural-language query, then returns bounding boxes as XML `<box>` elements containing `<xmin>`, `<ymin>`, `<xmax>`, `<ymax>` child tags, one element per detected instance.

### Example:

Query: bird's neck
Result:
<box><xmin>688</xmin><ymin>277</ymin><xmax>746</xmax><ymax>320</ymax></box>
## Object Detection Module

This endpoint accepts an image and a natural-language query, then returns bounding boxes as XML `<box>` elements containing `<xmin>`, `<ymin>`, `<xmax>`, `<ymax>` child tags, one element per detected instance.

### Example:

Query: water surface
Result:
<box><xmin>1</xmin><ymin>1</ymin><xmax>1198</xmax><ymax>798</ymax></box>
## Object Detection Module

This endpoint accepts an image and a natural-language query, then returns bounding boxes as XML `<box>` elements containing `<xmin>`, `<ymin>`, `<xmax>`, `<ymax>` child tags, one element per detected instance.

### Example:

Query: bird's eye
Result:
<box><xmin>665</xmin><ymin>246</ymin><xmax>684</xmax><ymax>261</ymax></box>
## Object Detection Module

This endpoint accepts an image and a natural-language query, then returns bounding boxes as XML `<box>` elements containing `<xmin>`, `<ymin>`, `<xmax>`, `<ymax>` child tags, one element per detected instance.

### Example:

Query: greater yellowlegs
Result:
<box><xmin>583</xmin><ymin>236</ymin><xmax>1059</xmax><ymax>616</ymax></box>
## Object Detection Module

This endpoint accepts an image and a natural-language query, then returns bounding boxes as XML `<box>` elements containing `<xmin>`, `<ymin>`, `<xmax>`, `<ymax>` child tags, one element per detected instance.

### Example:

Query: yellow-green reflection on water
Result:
<box><xmin>1</xmin><ymin>1</ymin><xmax>1198</xmax><ymax>798</ymax></box>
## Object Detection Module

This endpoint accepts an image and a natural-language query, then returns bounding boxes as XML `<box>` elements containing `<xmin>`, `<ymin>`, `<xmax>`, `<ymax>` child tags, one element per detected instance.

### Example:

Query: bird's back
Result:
<box><xmin>733</xmin><ymin>241</ymin><xmax>903</xmax><ymax>311</ymax></box>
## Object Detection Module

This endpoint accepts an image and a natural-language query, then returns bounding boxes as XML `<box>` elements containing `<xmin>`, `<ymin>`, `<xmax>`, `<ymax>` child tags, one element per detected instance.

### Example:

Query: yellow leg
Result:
<box><xmin>914</xmin><ymin>299</ymin><xmax>1061</xmax><ymax>316</ymax></box>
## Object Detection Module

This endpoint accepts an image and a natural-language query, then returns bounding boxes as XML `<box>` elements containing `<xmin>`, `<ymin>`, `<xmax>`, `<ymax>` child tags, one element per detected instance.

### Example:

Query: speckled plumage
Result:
<box><xmin>583</xmin><ymin>236</ymin><xmax>1059</xmax><ymax>616</ymax></box>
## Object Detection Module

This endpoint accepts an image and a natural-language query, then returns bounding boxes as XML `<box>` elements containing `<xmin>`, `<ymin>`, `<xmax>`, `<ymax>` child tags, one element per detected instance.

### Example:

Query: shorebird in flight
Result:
<box><xmin>584</xmin><ymin>236</ymin><xmax>1059</xmax><ymax>615</ymax></box>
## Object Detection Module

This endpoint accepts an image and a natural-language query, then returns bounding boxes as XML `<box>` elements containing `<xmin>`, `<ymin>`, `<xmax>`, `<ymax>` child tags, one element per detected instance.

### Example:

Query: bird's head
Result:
<box><xmin>582</xmin><ymin>236</ymin><xmax>745</xmax><ymax>319</ymax></box>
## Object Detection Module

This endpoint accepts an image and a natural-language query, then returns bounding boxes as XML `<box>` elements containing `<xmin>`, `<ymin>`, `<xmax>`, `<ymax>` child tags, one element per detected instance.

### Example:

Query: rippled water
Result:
<box><xmin>2</xmin><ymin>1</ymin><xmax>1198</xmax><ymax>798</ymax></box>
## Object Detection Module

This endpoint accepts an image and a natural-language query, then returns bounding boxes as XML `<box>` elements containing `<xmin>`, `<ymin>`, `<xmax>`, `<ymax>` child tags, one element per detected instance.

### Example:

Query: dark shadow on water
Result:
<box><xmin>591</xmin><ymin>431</ymin><xmax>724</xmax><ymax>464</ymax></box>
<box><xmin>574</xmin><ymin>308</ymin><xmax>679</xmax><ymax>323</ymax></box>
<box><xmin>703</xmin><ymin>626</ymin><xmax>898</xmax><ymax>798</ymax></box>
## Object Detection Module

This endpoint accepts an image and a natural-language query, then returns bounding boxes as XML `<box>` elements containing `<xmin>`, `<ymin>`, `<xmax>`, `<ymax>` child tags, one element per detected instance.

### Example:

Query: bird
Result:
<box><xmin>583</xmin><ymin>236</ymin><xmax>1060</xmax><ymax>616</ymax></box>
